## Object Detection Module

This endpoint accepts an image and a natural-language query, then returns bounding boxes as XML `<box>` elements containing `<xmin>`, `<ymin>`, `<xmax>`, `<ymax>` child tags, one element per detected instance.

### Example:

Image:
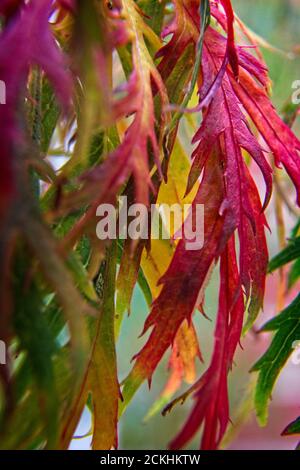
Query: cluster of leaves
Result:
<box><xmin>0</xmin><ymin>0</ymin><xmax>299</xmax><ymax>450</ymax></box>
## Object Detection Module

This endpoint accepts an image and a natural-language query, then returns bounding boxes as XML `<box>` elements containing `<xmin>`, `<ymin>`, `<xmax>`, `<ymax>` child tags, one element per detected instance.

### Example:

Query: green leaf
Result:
<box><xmin>288</xmin><ymin>257</ymin><xmax>300</xmax><ymax>289</ymax></box>
<box><xmin>40</xmin><ymin>78</ymin><xmax>61</xmax><ymax>154</ymax></box>
<box><xmin>89</xmin><ymin>241</ymin><xmax>119</xmax><ymax>450</ymax></box>
<box><xmin>23</xmin><ymin>214</ymin><xmax>93</xmax><ymax>378</ymax></box>
<box><xmin>138</xmin><ymin>0</ymin><xmax>168</xmax><ymax>35</ymax></box>
<box><xmin>28</xmin><ymin>69</ymin><xmax>60</xmax><ymax>153</ymax></box>
<box><xmin>268</xmin><ymin>237</ymin><xmax>300</xmax><ymax>273</ymax></box>
<box><xmin>291</xmin><ymin>219</ymin><xmax>300</xmax><ymax>239</ymax></box>
<box><xmin>137</xmin><ymin>268</ymin><xmax>152</xmax><ymax>307</ymax></box>
<box><xmin>282</xmin><ymin>416</ymin><xmax>300</xmax><ymax>436</ymax></box>
<box><xmin>251</xmin><ymin>293</ymin><xmax>300</xmax><ymax>425</ymax></box>
<box><xmin>115</xmin><ymin>240</ymin><xmax>145</xmax><ymax>336</ymax></box>
<box><xmin>0</xmin><ymin>390</ymin><xmax>45</xmax><ymax>450</ymax></box>
<box><xmin>13</xmin><ymin>255</ymin><xmax>59</xmax><ymax>449</ymax></box>
<box><xmin>65</xmin><ymin>1</ymin><xmax>112</xmax><ymax>173</ymax></box>
<box><xmin>66</xmin><ymin>251</ymin><xmax>98</xmax><ymax>303</ymax></box>
<box><xmin>59</xmin><ymin>242</ymin><xmax>119</xmax><ymax>450</ymax></box>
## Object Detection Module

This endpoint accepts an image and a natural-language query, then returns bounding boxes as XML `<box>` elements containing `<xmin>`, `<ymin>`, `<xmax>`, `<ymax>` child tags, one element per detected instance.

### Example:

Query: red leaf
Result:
<box><xmin>231</xmin><ymin>69</ymin><xmax>300</xmax><ymax>205</ymax></box>
<box><xmin>122</xmin><ymin>0</ymin><xmax>300</xmax><ymax>449</ymax></box>
<box><xmin>0</xmin><ymin>0</ymin><xmax>23</xmax><ymax>19</ymax></box>
<box><xmin>0</xmin><ymin>0</ymin><xmax>72</xmax><ymax>212</ymax></box>
<box><xmin>219</xmin><ymin>0</ymin><xmax>239</xmax><ymax>78</ymax></box>
<box><xmin>122</xmin><ymin>148</ymin><xmax>227</xmax><ymax>395</ymax></box>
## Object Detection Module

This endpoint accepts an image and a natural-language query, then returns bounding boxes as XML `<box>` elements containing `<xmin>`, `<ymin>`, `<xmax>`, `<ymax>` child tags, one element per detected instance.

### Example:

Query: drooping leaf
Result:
<box><xmin>167</xmin><ymin>237</ymin><xmax>244</xmax><ymax>450</ymax></box>
<box><xmin>0</xmin><ymin>0</ymin><xmax>72</xmax><ymax>211</ymax></box>
<box><xmin>251</xmin><ymin>294</ymin><xmax>300</xmax><ymax>426</ymax></box>
<box><xmin>89</xmin><ymin>242</ymin><xmax>119</xmax><ymax>450</ymax></box>
<box><xmin>60</xmin><ymin>243</ymin><xmax>119</xmax><ymax>450</ymax></box>
<box><xmin>268</xmin><ymin>237</ymin><xmax>300</xmax><ymax>273</ymax></box>
<box><xmin>56</xmin><ymin>0</ymin><xmax>169</xmax><ymax>245</ymax></box>
<box><xmin>121</xmin><ymin>149</ymin><xmax>226</xmax><ymax>412</ymax></box>
<box><xmin>121</xmin><ymin>0</ymin><xmax>298</xmax><ymax>449</ymax></box>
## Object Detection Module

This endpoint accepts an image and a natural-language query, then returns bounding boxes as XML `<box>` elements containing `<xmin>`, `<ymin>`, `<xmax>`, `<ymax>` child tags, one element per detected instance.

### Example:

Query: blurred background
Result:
<box><xmin>71</xmin><ymin>0</ymin><xmax>300</xmax><ymax>450</ymax></box>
